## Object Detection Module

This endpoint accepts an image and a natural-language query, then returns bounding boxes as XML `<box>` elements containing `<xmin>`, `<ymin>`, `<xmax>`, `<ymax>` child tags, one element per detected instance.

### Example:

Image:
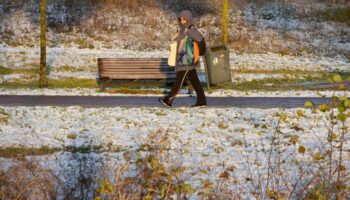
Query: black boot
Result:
<box><xmin>159</xmin><ymin>97</ymin><xmax>172</xmax><ymax>108</ymax></box>
<box><xmin>191</xmin><ymin>102</ymin><xmax>207</xmax><ymax>108</ymax></box>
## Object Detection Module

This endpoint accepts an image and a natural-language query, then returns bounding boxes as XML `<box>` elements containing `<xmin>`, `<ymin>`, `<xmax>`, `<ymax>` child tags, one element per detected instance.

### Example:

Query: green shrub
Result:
<box><xmin>319</xmin><ymin>7</ymin><xmax>350</xmax><ymax>25</ymax></box>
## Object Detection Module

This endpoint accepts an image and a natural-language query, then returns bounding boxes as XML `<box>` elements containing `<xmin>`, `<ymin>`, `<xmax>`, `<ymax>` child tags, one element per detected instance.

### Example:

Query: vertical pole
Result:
<box><xmin>39</xmin><ymin>0</ymin><xmax>48</xmax><ymax>88</ymax></box>
<box><xmin>222</xmin><ymin>0</ymin><xmax>229</xmax><ymax>45</ymax></box>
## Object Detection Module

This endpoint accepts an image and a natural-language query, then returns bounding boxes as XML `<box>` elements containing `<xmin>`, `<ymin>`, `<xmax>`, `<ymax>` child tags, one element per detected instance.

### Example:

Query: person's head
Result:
<box><xmin>179</xmin><ymin>17</ymin><xmax>188</xmax><ymax>25</ymax></box>
<box><xmin>178</xmin><ymin>10</ymin><xmax>194</xmax><ymax>28</ymax></box>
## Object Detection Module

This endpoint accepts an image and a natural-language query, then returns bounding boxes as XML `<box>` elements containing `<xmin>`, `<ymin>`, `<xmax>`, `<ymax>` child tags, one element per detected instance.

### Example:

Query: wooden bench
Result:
<box><xmin>97</xmin><ymin>58</ymin><xmax>178</xmax><ymax>90</ymax></box>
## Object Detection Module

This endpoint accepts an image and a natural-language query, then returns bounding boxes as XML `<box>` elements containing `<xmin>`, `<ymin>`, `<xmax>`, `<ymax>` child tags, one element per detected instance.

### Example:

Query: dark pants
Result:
<box><xmin>165</xmin><ymin>69</ymin><xmax>207</xmax><ymax>104</ymax></box>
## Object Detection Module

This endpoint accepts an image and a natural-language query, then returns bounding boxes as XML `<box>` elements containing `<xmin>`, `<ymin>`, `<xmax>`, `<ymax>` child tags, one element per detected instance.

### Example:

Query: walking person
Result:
<box><xmin>159</xmin><ymin>10</ymin><xmax>207</xmax><ymax>108</ymax></box>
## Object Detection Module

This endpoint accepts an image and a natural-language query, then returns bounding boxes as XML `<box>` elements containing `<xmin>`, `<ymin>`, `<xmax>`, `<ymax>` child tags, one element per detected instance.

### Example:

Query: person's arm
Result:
<box><xmin>186</xmin><ymin>26</ymin><xmax>203</xmax><ymax>42</ymax></box>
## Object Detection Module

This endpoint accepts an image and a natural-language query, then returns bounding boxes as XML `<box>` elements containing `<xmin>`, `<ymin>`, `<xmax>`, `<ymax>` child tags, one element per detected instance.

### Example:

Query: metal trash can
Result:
<box><xmin>204</xmin><ymin>45</ymin><xmax>232</xmax><ymax>89</ymax></box>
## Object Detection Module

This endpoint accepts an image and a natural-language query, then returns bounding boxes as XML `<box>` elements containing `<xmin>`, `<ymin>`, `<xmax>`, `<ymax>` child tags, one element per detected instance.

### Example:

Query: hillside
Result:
<box><xmin>0</xmin><ymin>0</ymin><xmax>349</xmax><ymax>58</ymax></box>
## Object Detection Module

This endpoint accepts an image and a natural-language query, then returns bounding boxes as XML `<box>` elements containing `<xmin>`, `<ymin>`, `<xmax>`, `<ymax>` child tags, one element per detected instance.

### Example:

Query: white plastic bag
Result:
<box><xmin>168</xmin><ymin>41</ymin><xmax>177</xmax><ymax>67</ymax></box>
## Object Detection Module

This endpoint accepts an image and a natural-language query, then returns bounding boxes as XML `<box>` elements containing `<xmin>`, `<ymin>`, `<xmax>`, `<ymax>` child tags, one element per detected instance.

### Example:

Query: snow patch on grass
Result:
<box><xmin>0</xmin><ymin>105</ymin><xmax>348</xmax><ymax>198</ymax></box>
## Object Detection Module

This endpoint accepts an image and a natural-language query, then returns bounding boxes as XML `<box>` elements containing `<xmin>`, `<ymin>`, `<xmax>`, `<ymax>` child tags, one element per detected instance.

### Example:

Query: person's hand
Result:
<box><xmin>184</xmin><ymin>28</ymin><xmax>189</xmax><ymax>34</ymax></box>
<box><xmin>172</xmin><ymin>30</ymin><xmax>179</xmax><ymax>41</ymax></box>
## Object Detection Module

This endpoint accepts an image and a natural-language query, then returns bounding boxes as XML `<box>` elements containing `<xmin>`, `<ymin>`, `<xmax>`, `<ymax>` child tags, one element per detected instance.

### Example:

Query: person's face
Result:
<box><xmin>179</xmin><ymin>17</ymin><xmax>187</xmax><ymax>25</ymax></box>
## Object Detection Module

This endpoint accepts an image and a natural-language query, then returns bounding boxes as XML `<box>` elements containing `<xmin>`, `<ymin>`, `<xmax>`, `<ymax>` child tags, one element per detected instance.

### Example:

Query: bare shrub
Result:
<box><xmin>96</xmin><ymin>128</ymin><xmax>196</xmax><ymax>199</ymax></box>
<box><xmin>0</xmin><ymin>157</ymin><xmax>58</xmax><ymax>200</ymax></box>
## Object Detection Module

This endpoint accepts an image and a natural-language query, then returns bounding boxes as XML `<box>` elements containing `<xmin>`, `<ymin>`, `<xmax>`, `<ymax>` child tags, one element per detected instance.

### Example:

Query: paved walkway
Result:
<box><xmin>0</xmin><ymin>95</ymin><xmax>332</xmax><ymax>108</ymax></box>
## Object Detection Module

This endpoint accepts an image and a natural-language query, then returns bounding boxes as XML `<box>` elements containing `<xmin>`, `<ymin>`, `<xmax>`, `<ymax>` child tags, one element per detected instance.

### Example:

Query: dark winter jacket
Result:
<box><xmin>175</xmin><ymin>10</ymin><xmax>203</xmax><ymax>72</ymax></box>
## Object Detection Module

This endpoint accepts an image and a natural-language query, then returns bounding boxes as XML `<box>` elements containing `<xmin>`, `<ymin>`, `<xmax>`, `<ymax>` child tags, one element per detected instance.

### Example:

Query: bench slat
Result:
<box><xmin>100</xmin><ymin>66</ymin><xmax>171</xmax><ymax>69</ymax></box>
<box><xmin>100</xmin><ymin>72</ymin><xmax>175</xmax><ymax>75</ymax></box>
<box><xmin>99</xmin><ymin>60</ymin><xmax>168</xmax><ymax>62</ymax></box>
<box><xmin>100</xmin><ymin>60</ymin><xmax>167</xmax><ymax>62</ymax></box>
<box><xmin>99</xmin><ymin>68</ymin><xmax>174</xmax><ymax>72</ymax></box>
<box><xmin>98</xmin><ymin>58</ymin><xmax>176</xmax><ymax>84</ymax></box>
<box><xmin>100</xmin><ymin>74</ymin><xmax>176</xmax><ymax>79</ymax></box>
<box><xmin>99</xmin><ymin>64</ymin><xmax>169</xmax><ymax>67</ymax></box>
<box><xmin>100</xmin><ymin>73</ymin><xmax>175</xmax><ymax>76</ymax></box>
<box><xmin>99</xmin><ymin>62</ymin><xmax>168</xmax><ymax>65</ymax></box>
<box><xmin>98</xmin><ymin>58</ymin><xmax>168</xmax><ymax>61</ymax></box>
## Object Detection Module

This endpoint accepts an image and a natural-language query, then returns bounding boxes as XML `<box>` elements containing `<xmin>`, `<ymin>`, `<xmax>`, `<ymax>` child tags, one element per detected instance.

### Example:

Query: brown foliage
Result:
<box><xmin>0</xmin><ymin>158</ymin><xmax>57</xmax><ymax>200</ymax></box>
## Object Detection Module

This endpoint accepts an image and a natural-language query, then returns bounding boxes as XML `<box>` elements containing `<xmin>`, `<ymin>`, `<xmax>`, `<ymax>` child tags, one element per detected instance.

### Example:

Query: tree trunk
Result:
<box><xmin>222</xmin><ymin>0</ymin><xmax>229</xmax><ymax>45</ymax></box>
<box><xmin>39</xmin><ymin>0</ymin><xmax>48</xmax><ymax>88</ymax></box>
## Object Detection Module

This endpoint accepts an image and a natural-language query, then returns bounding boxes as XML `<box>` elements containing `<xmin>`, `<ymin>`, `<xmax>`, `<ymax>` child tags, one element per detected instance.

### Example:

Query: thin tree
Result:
<box><xmin>222</xmin><ymin>0</ymin><xmax>229</xmax><ymax>45</ymax></box>
<box><xmin>39</xmin><ymin>0</ymin><xmax>47</xmax><ymax>88</ymax></box>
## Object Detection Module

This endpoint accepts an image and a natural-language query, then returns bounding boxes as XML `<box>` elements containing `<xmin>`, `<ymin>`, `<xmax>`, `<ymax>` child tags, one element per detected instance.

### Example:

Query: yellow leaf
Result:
<box><xmin>97</xmin><ymin>186</ymin><xmax>103</xmax><ymax>194</ymax></box>
<box><xmin>291</xmin><ymin>135</ymin><xmax>299</xmax><ymax>145</ymax></box>
<box><xmin>218</xmin><ymin>121</ymin><xmax>229</xmax><ymax>129</ymax></box>
<box><xmin>340</xmin><ymin>96</ymin><xmax>348</xmax><ymax>102</ymax></box>
<box><xmin>339</xmin><ymin>84</ymin><xmax>345</xmax><ymax>90</ymax></box>
<box><xmin>318</xmin><ymin>104</ymin><xmax>328</xmax><ymax>112</ymax></box>
<box><xmin>338</xmin><ymin>105</ymin><xmax>346</xmax><ymax>113</ymax></box>
<box><xmin>299</xmin><ymin>145</ymin><xmax>306</xmax><ymax>154</ymax></box>
<box><xmin>314</xmin><ymin>152</ymin><xmax>322</xmax><ymax>161</ymax></box>
<box><xmin>296</xmin><ymin>109</ymin><xmax>305</xmax><ymax>117</ymax></box>
<box><xmin>103</xmin><ymin>179</ymin><xmax>109</xmax><ymax>186</ymax></box>
<box><xmin>338</xmin><ymin>113</ymin><xmax>347</xmax><ymax>122</ymax></box>
<box><xmin>183</xmin><ymin>149</ymin><xmax>190</xmax><ymax>154</ymax></box>
<box><xmin>147</xmin><ymin>156</ymin><xmax>158</xmax><ymax>169</ymax></box>
<box><xmin>344</xmin><ymin>100</ymin><xmax>350</xmax><ymax>108</ymax></box>
<box><xmin>108</xmin><ymin>185</ymin><xmax>113</xmax><ymax>193</ymax></box>
<box><xmin>267</xmin><ymin>189</ymin><xmax>275</xmax><ymax>198</ymax></box>
<box><xmin>304</xmin><ymin>101</ymin><xmax>314</xmax><ymax>108</ymax></box>
<box><xmin>332</xmin><ymin>134</ymin><xmax>337</xmax><ymax>139</ymax></box>
<box><xmin>328</xmin><ymin>133</ymin><xmax>337</xmax><ymax>141</ymax></box>
<box><xmin>333</xmin><ymin>74</ymin><xmax>342</xmax><ymax>82</ymax></box>
<box><xmin>143</xmin><ymin>195</ymin><xmax>152</xmax><ymax>200</ymax></box>
<box><xmin>280</xmin><ymin>114</ymin><xmax>287</xmax><ymax>121</ymax></box>
<box><xmin>183</xmin><ymin>183</ymin><xmax>195</xmax><ymax>194</ymax></box>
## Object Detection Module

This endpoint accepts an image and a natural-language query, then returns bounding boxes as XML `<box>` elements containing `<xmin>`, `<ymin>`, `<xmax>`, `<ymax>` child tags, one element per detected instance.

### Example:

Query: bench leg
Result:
<box><xmin>100</xmin><ymin>82</ymin><xmax>106</xmax><ymax>91</ymax></box>
<box><xmin>99</xmin><ymin>78</ymin><xmax>111</xmax><ymax>91</ymax></box>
